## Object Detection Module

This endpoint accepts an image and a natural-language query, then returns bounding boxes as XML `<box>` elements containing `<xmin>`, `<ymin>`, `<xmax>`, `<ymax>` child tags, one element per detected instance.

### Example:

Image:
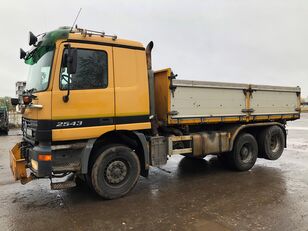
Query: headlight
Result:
<box><xmin>31</xmin><ymin>159</ymin><xmax>38</xmax><ymax>170</ymax></box>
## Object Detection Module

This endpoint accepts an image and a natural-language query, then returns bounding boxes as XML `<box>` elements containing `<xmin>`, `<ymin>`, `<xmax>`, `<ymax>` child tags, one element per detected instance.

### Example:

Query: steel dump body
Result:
<box><xmin>154</xmin><ymin>69</ymin><xmax>301</xmax><ymax>125</ymax></box>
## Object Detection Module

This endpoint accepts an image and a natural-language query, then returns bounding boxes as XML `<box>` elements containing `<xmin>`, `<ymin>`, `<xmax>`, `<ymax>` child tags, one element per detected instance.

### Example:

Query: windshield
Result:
<box><xmin>26</xmin><ymin>50</ymin><xmax>54</xmax><ymax>92</ymax></box>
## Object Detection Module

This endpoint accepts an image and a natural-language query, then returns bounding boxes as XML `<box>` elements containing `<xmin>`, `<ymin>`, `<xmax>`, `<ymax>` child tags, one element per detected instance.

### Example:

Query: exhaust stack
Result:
<box><xmin>146</xmin><ymin>41</ymin><xmax>153</xmax><ymax>70</ymax></box>
<box><xmin>146</xmin><ymin>41</ymin><xmax>158</xmax><ymax>135</ymax></box>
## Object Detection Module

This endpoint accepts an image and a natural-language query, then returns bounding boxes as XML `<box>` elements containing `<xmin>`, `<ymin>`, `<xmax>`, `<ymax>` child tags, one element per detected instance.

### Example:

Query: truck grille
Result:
<box><xmin>22</xmin><ymin>118</ymin><xmax>37</xmax><ymax>140</ymax></box>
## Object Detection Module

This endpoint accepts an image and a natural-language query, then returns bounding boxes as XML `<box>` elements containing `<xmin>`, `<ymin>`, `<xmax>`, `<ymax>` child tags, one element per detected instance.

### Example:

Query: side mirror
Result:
<box><xmin>63</xmin><ymin>45</ymin><xmax>77</xmax><ymax>103</ymax></box>
<box><xmin>67</xmin><ymin>48</ymin><xmax>77</xmax><ymax>75</ymax></box>
<box><xmin>11</xmin><ymin>98</ymin><xmax>19</xmax><ymax>106</ymax></box>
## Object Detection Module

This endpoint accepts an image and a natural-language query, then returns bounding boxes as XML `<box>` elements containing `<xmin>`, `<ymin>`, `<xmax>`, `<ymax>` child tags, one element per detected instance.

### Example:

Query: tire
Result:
<box><xmin>258</xmin><ymin>126</ymin><xmax>285</xmax><ymax>160</ymax></box>
<box><xmin>229</xmin><ymin>133</ymin><xmax>258</xmax><ymax>171</ymax></box>
<box><xmin>91</xmin><ymin>144</ymin><xmax>140</xmax><ymax>199</ymax></box>
<box><xmin>86</xmin><ymin>145</ymin><xmax>111</xmax><ymax>191</ymax></box>
<box><xmin>85</xmin><ymin>172</ymin><xmax>94</xmax><ymax>191</ymax></box>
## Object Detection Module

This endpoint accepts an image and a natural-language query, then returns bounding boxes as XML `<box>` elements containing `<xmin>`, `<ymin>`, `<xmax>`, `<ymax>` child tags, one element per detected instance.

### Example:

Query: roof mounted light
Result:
<box><xmin>29</xmin><ymin>31</ymin><xmax>38</xmax><ymax>46</ymax></box>
<box><xmin>20</xmin><ymin>48</ymin><xmax>26</xmax><ymax>59</ymax></box>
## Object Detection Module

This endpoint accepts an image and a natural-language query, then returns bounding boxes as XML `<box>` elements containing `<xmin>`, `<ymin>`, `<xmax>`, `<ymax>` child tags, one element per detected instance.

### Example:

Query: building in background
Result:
<box><xmin>15</xmin><ymin>81</ymin><xmax>26</xmax><ymax>112</ymax></box>
<box><xmin>16</xmin><ymin>81</ymin><xmax>26</xmax><ymax>98</ymax></box>
<box><xmin>301</xmin><ymin>97</ymin><xmax>308</xmax><ymax>112</ymax></box>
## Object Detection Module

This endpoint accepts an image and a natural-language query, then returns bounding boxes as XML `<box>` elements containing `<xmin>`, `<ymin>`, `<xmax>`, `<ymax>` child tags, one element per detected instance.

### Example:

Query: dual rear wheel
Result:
<box><xmin>258</xmin><ymin>125</ymin><xmax>285</xmax><ymax>160</ymax></box>
<box><xmin>219</xmin><ymin>133</ymin><xmax>258</xmax><ymax>171</ymax></box>
<box><xmin>219</xmin><ymin>125</ymin><xmax>285</xmax><ymax>171</ymax></box>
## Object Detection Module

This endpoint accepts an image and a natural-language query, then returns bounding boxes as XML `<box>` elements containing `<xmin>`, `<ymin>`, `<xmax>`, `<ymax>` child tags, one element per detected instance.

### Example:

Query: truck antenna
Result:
<box><xmin>70</xmin><ymin>8</ymin><xmax>82</xmax><ymax>32</ymax></box>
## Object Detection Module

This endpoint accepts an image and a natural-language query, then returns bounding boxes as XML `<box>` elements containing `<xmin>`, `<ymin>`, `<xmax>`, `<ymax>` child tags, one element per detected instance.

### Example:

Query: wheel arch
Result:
<box><xmin>87</xmin><ymin>130</ymin><xmax>149</xmax><ymax>177</ymax></box>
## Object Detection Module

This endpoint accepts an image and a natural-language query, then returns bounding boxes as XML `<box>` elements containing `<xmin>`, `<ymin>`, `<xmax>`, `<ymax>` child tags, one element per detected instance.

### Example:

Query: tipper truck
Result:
<box><xmin>10</xmin><ymin>27</ymin><xmax>301</xmax><ymax>199</ymax></box>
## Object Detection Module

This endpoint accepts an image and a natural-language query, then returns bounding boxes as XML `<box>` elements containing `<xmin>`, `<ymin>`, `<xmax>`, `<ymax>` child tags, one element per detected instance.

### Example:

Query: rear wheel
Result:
<box><xmin>229</xmin><ymin>133</ymin><xmax>258</xmax><ymax>171</ymax></box>
<box><xmin>258</xmin><ymin>125</ymin><xmax>285</xmax><ymax>160</ymax></box>
<box><xmin>91</xmin><ymin>144</ymin><xmax>140</xmax><ymax>199</ymax></box>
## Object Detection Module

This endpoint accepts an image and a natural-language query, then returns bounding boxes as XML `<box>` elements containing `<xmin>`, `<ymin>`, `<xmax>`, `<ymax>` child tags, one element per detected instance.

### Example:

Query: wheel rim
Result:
<box><xmin>270</xmin><ymin>135</ymin><xmax>280</xmax><ymax>153</ymax></box>
<box><xmin>104</xmin><ymin>159</ymin><xmax>128</xmax><ymax>185</ymax></box>
<box><xmin>240</xmin><ymin>143</ymin><xmax>253</xmax><ymax>163</ymax></box>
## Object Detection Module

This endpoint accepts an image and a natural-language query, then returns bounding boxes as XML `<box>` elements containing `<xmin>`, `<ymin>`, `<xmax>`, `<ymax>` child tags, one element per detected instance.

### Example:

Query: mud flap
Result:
<box><xmin>9</xmin><ymin>143</ymin><xmax>27</xmax><ymax>181</ymax></box>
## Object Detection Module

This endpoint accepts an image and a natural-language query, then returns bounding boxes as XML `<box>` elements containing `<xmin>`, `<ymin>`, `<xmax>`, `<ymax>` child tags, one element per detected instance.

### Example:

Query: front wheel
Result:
<box><xmin>229</xmin><ymin>133</ymin><xmax>258</xmax><ymax>171</ymax></box>
<box><xmin>91</xmin><ymin>144</ymin><xmax>140</xmax><ymax>199</ymax></box>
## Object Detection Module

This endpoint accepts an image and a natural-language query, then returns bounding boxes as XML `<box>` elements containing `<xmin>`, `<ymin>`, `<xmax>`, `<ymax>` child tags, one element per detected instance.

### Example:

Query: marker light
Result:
<box><xmin>22</xmin><ymin>95</ymin><xmax>32</xmax><ymax>105</ymax></box>
<box><xmin>38</xmin><ymin>154</ymin><xmax>52</xmax><ymax>161</ymax></box>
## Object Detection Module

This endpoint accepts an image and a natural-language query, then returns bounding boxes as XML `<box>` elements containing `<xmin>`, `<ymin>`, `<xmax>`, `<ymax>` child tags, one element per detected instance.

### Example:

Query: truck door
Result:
<box><xmin>51</xmin><ymin>42</ymin><xmax>115</xmax><ymax>141</ymax></box>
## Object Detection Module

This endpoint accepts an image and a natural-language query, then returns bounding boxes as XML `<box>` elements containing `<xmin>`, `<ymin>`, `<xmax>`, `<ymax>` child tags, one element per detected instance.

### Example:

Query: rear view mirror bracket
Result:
<box><xmin>63</xmin><ymin>44</ymin><xmax>77</xmax><ymax>103</ymax></box>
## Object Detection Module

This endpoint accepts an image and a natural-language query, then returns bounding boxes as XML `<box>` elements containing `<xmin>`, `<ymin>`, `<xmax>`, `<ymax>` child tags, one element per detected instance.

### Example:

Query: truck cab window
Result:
<box><xmin>26</xmin><ymin>50</ymin><xmax>54</xmax><ymax>92</ymax></box>
<box><xmin>60</xmin><ymin>49</ymin><xmax>108</xmax><ymax>90</ymax></box>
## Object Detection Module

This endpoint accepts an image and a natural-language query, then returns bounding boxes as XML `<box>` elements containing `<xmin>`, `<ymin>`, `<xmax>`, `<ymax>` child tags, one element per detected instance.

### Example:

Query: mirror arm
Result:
<box><xmin>63</xmin><ymin>44</ymin><xmax>72</xmax><ymax>103</ymax></box>
<box><xmin>62</xmin><ymin>44</ymin><xmax>77</xmax><ymax>103</ymax></box>
<box><xmin>63</xmin><ymin>75</ymin><xmax>71</xmax><ymax>103</ymax></box>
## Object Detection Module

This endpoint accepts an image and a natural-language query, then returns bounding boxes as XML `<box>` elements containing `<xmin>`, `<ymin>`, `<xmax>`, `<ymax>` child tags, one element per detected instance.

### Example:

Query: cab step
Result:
<box><xmin>50</xmin><ymin>180</ymin><xmax>76</xmax><ymax>190</ymax></box>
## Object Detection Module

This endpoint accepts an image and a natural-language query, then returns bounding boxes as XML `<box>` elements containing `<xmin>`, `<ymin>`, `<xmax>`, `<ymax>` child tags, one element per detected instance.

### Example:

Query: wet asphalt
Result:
<box><xmin>0</xmin><ymin>114</ymin><xmax>308</xmax><ymax>231</ymax></box>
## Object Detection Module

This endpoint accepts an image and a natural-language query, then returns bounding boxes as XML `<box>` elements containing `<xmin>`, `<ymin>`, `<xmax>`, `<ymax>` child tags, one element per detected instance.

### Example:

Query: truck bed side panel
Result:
<box><xmin>170</xmin><ymin>86</ymin><xmax>246</xmax><ymax>117</ymax></box>
<box><xmin>154</xmin><ymin>70</ymin><xmax>300</xmax><ymax>125</ymax></box>
<box><xmin>250</xmin><ymin>90</ymin><xmax>299</xmax><ymax>114</ymax></box>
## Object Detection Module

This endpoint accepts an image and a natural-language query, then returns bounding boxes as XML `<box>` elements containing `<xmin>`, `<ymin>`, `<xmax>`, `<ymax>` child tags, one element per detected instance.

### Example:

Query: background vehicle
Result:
<box><xmin>0</xmin><ymin>107</ymin><xmax>9</xmax><ymax>135</ymax></box>
<box><xmin>10</xmin><ymin>27</ymin><xmax>301</xmax><ymax>199</ymax></box>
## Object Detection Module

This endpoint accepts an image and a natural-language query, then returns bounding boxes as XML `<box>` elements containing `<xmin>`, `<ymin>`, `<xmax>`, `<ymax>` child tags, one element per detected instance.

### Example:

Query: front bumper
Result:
<box><xmin>9</xmin><ymin>140</ymin><xmax>85</xmax><ymax>185</ymax></box>
<box><xmin>10</xmin><ymin>142</ymin><xmax>52</xmax><ymax>183</ymax></box>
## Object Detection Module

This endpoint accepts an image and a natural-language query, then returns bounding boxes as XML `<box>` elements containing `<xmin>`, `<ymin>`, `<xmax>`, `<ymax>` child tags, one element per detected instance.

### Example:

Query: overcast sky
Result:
<box><xmin>0</xmin><ymin>0</ymin><xmax>307</xmax><ymax>98</ymax></box>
